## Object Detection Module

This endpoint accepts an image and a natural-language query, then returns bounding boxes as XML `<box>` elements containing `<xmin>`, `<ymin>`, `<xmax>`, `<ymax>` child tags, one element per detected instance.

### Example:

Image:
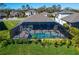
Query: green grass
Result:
<box><xmin>3</xmin><ymin>20</ymin><xmax>20</xmax><ymax>30</ymax></box>
<box><xmin>0</xmin><ymin>20</ymin><xmax>21</xmax><ymax>39</ymax></box>
<box><xmin>0</xmin><ymin>30</ymin><xmax>10</xmax><ymax>39</ymax></box>
<box><xmin>0</xmin><ymin>44</ymin><xmax>78</xmax><ymax>55</ymax></box>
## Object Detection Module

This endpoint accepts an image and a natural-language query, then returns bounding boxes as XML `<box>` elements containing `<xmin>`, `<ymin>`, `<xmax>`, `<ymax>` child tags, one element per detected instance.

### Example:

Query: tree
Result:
<box><xmin>22</xmin><ymin>5</ymin><xmax>26</xmax><ymax>10</ymax></box>
<box><xmin>63</xmin><ymin>23</ymin><xmax>79</xmax><ymax>37</ymax></box>
<box><xmin>72</xmin><ymin>35</ymin><xmax>79</xmax><ymax>47</ymax></box>
<box><xmin>37</xmin><ymin>5</ymin><xmax>46</xmax><ymax>13</ymax></box>
<box><xmin>52</xmin><ymin>4</ymin><xmax>61</xmax><ymax>12</ymax></box>
<box><xmin>56</xmin><ymin>4</ymin><xmax>61</xmax><ymax>12</ymax></box>
<box><xmin>46</xmin><ymin>7</ymin><xmax>53</xmax><ymax>13</ymax></box>
<box><xmin>52</xmin><ymin>5</ymin><xmax>57</xmax><ymax>12</ymax></box>
<box><xmin>26</xmin><ymin>4</ymin><xmax>31</xmax><ymax>10</ymax></box>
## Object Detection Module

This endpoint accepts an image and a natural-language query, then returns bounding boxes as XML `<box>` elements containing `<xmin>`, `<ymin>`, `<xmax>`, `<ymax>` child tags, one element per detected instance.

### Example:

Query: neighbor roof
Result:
<box><xmin>61</xmin><ymin>13</ymin><xmax>79</xmax><ymax>23</ymax></box>
<box><xmin>58</xmin><ymin>10</ymin><xmax>76</xmax><ymax>14</ymax></box>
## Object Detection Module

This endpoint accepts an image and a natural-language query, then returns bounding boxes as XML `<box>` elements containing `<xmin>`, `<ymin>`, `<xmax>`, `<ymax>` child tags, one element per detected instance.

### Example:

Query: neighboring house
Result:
<box><xmin>40</xmin><ymin>12</ymin><xmax>48</xmax><ymax>16</ymax></box>
<box><xmin>10</xmin><ymin>11</ymin><xmax>18</xmax><ymax>17</ymax></box>
<box><xmin>55</xmin><ymin>10</ymin><xmax>76</xmax><ymax>25</ymax></box>
<box><xmin>40</xmin><ymin>12</ymin><xmax>57</xmax><ymax>21</ymax></box>
<box><xmin>9</xmin><ymin>11</ymin><xmax>24</xmax><ymax>20</ymax></box>
<box><xmin>8</xmin><ymin>11</ymin><xmax>18</xmax><ymax>20</ymax></box>
<box><xmin>25</xmin><ymin>10</ymin><xmax>37</xmax><ymax>16</ymax></box>
<box><xmin>10</xmin><ymin>11</ymin><xmax>24</xmax><ymax>17</ymax></box>
<box><xmin>61</xmin><ymin>13</ymin><xmax>79</xmax><ymax>28</ymax></box>
<box><xmin>0</xmin><ymin>13</ymin><xmax>7</xmax><ymax>20</ymax></box>
<box><xmin>10</xmin><ymin>13</ymin><xmax>71</xmax><ymax>39</ymax></box>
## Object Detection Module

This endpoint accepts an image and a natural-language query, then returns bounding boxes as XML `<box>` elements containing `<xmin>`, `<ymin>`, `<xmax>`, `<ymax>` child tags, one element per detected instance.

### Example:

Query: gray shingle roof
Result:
<box><xmin>61</xmin><ymin>13</ymin><xmax>79</xmax><ymax>23</ymax></box>
<box><xmin>24</xmin><ymin>13</ymin><xmax>53</xmax><ymax>22</ymax></box>
<box><xmin>16</xmin><ymin>13</ymin><xmax>53</xmax><ymax>27</ymax></box>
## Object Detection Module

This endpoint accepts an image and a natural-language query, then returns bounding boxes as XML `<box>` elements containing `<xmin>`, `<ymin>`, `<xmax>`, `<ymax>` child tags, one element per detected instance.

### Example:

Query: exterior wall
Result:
<box><xmin>25</xmin><ymin>12</ymin><xmax>31</xmax><ymax>16</ymax></box>
<box><xmin>25</xmin><ymin>11</ymin><xmax>37</xmax><ymax>16</ymax></box>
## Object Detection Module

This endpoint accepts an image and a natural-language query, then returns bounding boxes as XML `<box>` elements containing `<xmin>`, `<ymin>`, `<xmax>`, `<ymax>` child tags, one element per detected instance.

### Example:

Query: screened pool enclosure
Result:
<box><xmin>11</xmin><ymin>22</ymin><xmax>70</xmax><ymax>39</ymax></box>
<box><xmin>10</xmin><ymin>13</ymin><xmax>71</xmax><ymax>39</ymax></box>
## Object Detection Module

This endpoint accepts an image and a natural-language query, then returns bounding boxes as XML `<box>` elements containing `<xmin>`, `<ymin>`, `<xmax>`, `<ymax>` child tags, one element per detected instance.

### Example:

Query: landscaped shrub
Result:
<box><xmin>65</xmin><ymin>39</ymin><xmax>71</xmax><ymax>48</ymax></box>
<box><xmin>41</xmin><ymin>38</ymin><xmax>66</xmax><ymax>47</ymax></box>
<box><xmin>57</xmin><ymin>39</ymin><xmax>63</xmax><ymax>46</ymax></box>
<box><xmin>37</xmin><ymin>39</ymin><xmax>41</xmax><ymax>43</ymax></box>
<box><xmin>14</xmin><ymin>39</ymin><xmax>23</xmax><ymax>44</ymax></box>
<box><xmin>58</xmin><ymin>39</ymin><xmax>66</xmax><ymax>46</ymax></box>
<box><xmin>54</xmin><ymin>42</ymin><xmax>58</xmax><ymax>47</ymax></box>
<box><xmin>69</xmin><ymin>27</ymin><xmax>79</xmax><ymax>36</ymax></box>
<box><xmin>0</xmin><ymin>38</ymin><xmax>6</xmax><ymax>43</ymax></box>
<box><xmin>63</xmin><ymin>23</ymin><xmax>69</xmax><ymax>29</ymax></box>
<box><xmin>31</xmin><ymin>39</ymin><xmax>39</xmax><ymax>44</ymax></box>
<box><xmin>72</xmin><ymin>35</ymin><xmax>79</xmax><ymax>47</ymax></box>
<box><xmin>7</xmin><ymin>39</ymin><xmax>15</xmax><ymax>44</ymax></box>
<box><xmin>28</xmin><ymin>40</ymin><xmax>32</xmax><ymax>44</ymax></box>
<box><xmin>0</xmin><ymin>30</ymin><xmax>10</xmax><ymax>40</ymax></box>
<box><xmin>0</xmin><ymin>40</ymin><xmax>8</xmax><ymax>48</ymax></box>
<box><xmin>53</xmin><ymin>40</ymin><xmax>59</xmax><ymax>47</ymax></box>
<box><xmin>41</xmin><ymin>39</ymin><xmax>49</xmax><ymax>47</ymax></box>
<box><xmin>22</xmin><ymin>39</ymin><xmax>28</xmax><ymax>44</ymax></box>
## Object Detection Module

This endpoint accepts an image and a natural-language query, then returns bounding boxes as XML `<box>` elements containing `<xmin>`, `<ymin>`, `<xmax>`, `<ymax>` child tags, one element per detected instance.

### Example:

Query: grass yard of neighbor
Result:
<box><xmin>3</xmin><ymin>20</ymin><xmax>21</xmax><ymax>30</ymax></box>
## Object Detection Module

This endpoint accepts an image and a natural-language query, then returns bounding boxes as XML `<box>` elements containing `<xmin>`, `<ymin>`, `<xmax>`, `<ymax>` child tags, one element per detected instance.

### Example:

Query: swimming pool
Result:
<box><xmin>32</xmin><ymin>32</ymin><xmax>65</xmax><ymax>39</ymax></box>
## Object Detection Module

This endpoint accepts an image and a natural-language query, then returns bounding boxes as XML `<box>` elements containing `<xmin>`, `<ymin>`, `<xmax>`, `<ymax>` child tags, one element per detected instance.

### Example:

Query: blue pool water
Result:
<box><xmin>32</xmin><ymin>32</ymin><xmax>64</xmax><ymax>39</ymax></box>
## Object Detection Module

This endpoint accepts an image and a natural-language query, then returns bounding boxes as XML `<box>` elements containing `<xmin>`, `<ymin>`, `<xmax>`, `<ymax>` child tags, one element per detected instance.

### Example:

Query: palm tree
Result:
<box><xmin>57</xmin><ymin>4</ymin><xmax>61</xmax><ymax>12</ymax></box>
<box><xmin>52</xmin><ymin>5</ymin><xmax>57</xmax><ymax>12</ymax></box>
<box><xmin>37</xmin><ymin>5</ymin><xmax>46</xmax><ymax>13</ymax></box>
<box><xmin>26</xmin><ymin>4</ymin><xmax>30</xmax><ymax>10</ymax></box>
<box><xmin>22</xmin><ymin>5</ymin><xmax>26</xmax><ymax>10</ymax></box>
<box><xmin>52</xmin><ymin>4</ymin><xmax>61</xmax><ymax>12</ymax></box>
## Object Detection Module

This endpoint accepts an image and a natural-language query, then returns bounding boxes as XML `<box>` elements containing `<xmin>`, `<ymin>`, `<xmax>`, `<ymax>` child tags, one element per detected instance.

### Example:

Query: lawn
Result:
<box><xmin>0</xmin><ymin>20</ymin><xmax>20</xmax><ymax>39</ymax></box>
<box><xmin>0</xmin><ymin>20</ymin><xmax>21</xmax><ymax>39</ymax></box>
<box><xmin>3</xmin><ymin>20</ymin><xmax>21</xmax><ymax>30</ymax></box>
<box><xmin>0</xmin><ymin>43</ymin><xmax>78</xmax><ymax>55</ymax></box>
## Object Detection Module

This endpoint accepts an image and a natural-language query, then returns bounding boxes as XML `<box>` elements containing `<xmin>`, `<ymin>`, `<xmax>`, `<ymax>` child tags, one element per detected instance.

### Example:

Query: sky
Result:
<box><xmin>4</xmin><ymin>3</ymin><xmax>79</xmax><ymax>9</ymax></box>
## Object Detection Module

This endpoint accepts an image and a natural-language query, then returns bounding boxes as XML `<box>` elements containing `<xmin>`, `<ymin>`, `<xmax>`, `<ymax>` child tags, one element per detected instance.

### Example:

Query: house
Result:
<box><xmin>54</xmin><ymin>10</ymin><xmax>76</xmax><ymax>25</ymax></box>
<box><xmin>9</xmin><ymin>10</ymin><xmax>25</xmax><ymax>20</ymax></box>
<box><xmin>40</xmin><ymin>12</ymin><xmax>48</xmax><ymax>16</ymax></box>
<box><xmin>25</xmin><ymin>10</ymin><xmax>37</xmax><ymax>16</ymax></box>
<box><xmin>10</xmin><ymin>13</ymin><xmax>71</xmax><ymax>39</ymax></box>
<box><xmin>61</xmin><ymin>13</ymin><xmax>79</xmax><ymax>28</ymax></box>
<box><xmin>0</xmin><ymin>13</ymin><xmax>7</xmax><ymax>20</ymax></box>
<box><xmin>10</xmin><ymin>11</ymin><xmax>18</xmax><ymax>17</ymax></box>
